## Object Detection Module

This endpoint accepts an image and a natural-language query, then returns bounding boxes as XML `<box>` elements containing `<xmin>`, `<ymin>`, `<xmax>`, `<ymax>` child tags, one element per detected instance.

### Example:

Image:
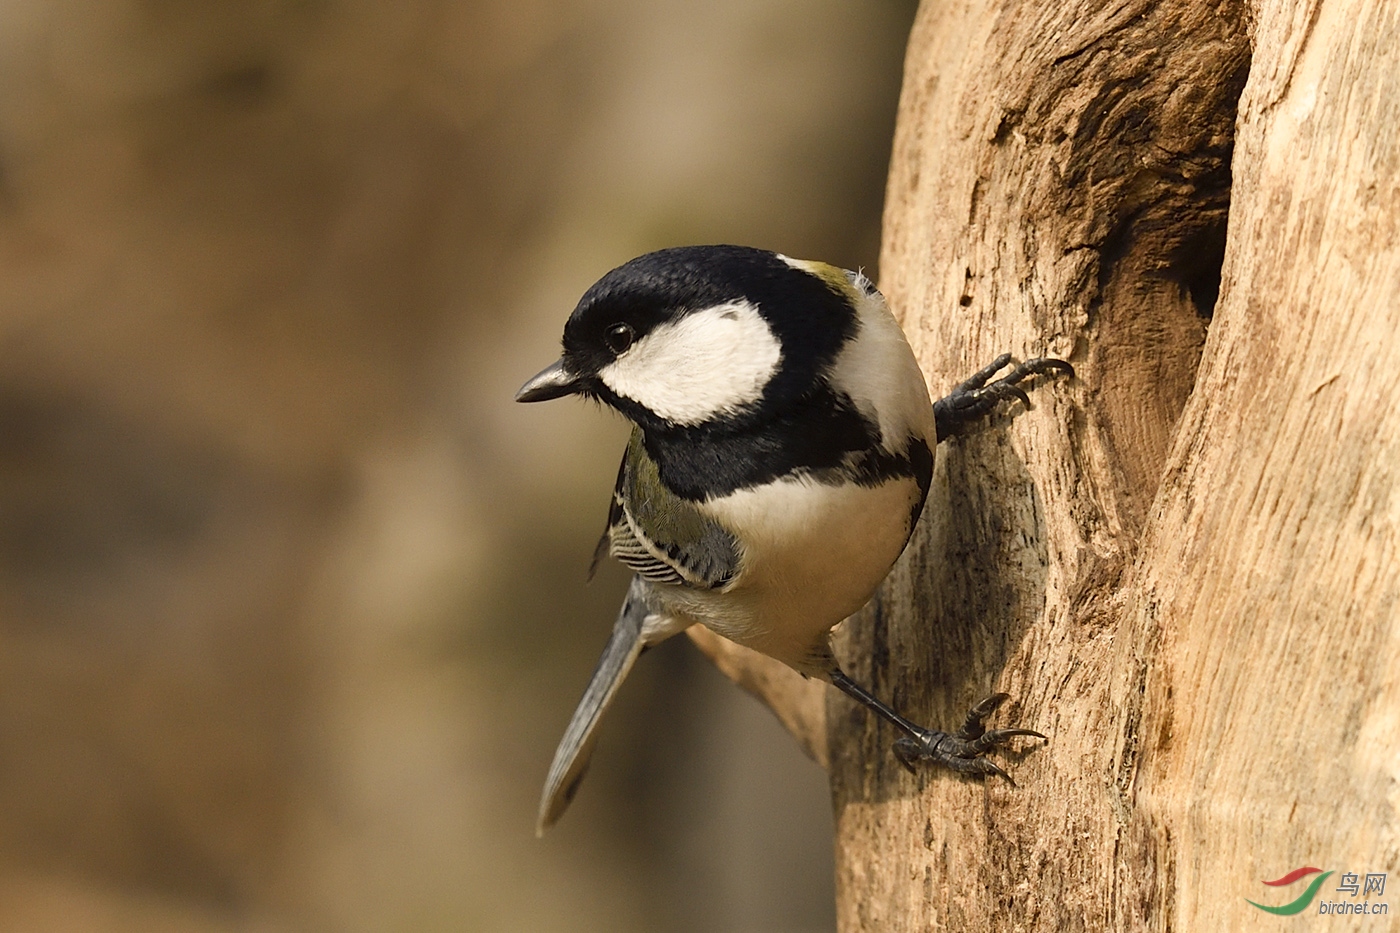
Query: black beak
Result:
<box><xmin>516</xmin><ymin>359</ymin><xmax>584</xmax><ymax>403</ymax></box>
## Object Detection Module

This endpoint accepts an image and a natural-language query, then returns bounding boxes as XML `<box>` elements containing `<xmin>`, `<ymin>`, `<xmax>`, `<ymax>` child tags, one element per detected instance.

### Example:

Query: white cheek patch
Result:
<box><xmin>599</xmin><ymin>300</ymin><xmax>782</xmax><ymax>425</ymax></box>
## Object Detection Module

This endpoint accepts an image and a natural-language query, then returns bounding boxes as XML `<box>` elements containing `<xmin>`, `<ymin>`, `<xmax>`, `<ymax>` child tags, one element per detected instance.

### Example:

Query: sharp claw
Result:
<box><xmin>969</xmin><ymin>692</ymin><xmax>1010</xmax><ymax>714</ymax></box>
<box><xmin>966</xmin><ymin>727</ymin><xmax>1048</xmax><ymax>755</ymax></box>
<box><xmin>957</xmin><ymin>693</ymin><xmax>1009</xmax><ymax>738</ymax></box>
<box><xmin>832</xmin><ymin>671</ymin><xmax>1042</xmax><ymax>787</ymax></box>
<box><xmin>890</xmin><ymin>696</ymin><xmax>1044</xmax><ymax>784</ymax></box>
<box><xmin>1022</xmin><ymin>357</ymin><xmax>1075</xmax><ymax>378</ymax></box>
<box><xmin>984</xmin><ymin>760</ymin><xmax>1016</xmax><ymax>787</ymax></box>
<box><xmin>988</xmin><ymin>728</ymin><xmax>1048</xmax><ymax>741</ymax></box>
<box><xmin>933</xmin><ymin>355</ymin><xmax>1072</xmax><ymax>441</ymax></box>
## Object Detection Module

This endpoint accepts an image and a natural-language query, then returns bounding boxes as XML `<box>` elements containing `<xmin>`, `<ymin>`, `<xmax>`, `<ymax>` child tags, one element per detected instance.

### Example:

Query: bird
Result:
<box><xmin>516</xmin><ymin>244</ymin><xmax>1072</xmax><ymax>833</ymax></box>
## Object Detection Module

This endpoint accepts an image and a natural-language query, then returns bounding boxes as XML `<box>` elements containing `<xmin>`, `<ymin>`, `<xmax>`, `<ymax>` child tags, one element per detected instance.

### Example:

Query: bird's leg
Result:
<box><xmin>933</xmin><ymin>354</ymin><xmax>1074</xmax><ymax>442</ymax></box>
<box><xmin>829</xmin><ymin>669</ymin><xmax>1045</xmax><ymax>784</ymax></box>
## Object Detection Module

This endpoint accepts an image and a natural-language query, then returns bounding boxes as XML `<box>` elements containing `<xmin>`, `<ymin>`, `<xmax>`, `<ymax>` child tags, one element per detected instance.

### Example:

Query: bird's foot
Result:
<box><xmin>934</xmin><ymin>354</ymin><xmax>1073</xmax><ymax>441</ymax></box>
<box><xmin>890</xmin><ymin>693</ymin><xmax>1045</xmax><ymax>785</ymax></box>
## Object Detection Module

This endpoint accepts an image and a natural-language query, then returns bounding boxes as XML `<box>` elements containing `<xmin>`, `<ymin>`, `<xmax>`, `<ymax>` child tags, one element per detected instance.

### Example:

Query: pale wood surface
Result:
<box><xmin>689</xmin><ymin>0</ymin><xmax>1399</xmax><ymax>929</ymax></box>
<box><xmin>1128</xmin><ymin>0</ymin><xmax>1400</xmax><ymax>926</ymax></box>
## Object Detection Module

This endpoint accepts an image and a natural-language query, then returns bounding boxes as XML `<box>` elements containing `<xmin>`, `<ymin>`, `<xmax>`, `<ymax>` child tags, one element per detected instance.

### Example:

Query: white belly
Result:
<box><xmin>659</xmin><ymin>473</ymin><xmax>923</xmax><ymax>675</ymax></box>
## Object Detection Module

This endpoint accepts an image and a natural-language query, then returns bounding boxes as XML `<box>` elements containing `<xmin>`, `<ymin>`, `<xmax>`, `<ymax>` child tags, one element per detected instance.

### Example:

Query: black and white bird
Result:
<box><xmin>517</xmin><ymin>245</ymin><xmax>1071</xmax><ymax>833</ymax></box>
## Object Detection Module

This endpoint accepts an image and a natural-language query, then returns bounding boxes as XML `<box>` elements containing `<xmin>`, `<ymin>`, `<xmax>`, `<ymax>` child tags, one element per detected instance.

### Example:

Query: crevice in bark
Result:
<box><xmin>1081</xmin><ymin>43</ymin><xmax>1252</xmax><ymax>535</ymax></box>
<box><xmin>1159</xmin><ymin>49</ymin><xmax>1251</xmax><ymax>326</ymax></box>
<box><xmin>1172</xmin><ymin>212</ymin><xmax>1229</xmax><ymax>322</ymax></box>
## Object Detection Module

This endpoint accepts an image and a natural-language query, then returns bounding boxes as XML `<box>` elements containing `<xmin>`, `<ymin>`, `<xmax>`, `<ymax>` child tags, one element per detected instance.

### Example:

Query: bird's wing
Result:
<box><xmin>537</xmin><ymin>577</ymin><xmax>655</xmax><ymax>834</ymax></box>
<box><xmin>604</xmin><ymin>428</ymin><xmax>740</xmax><ymax>589</ymax></box>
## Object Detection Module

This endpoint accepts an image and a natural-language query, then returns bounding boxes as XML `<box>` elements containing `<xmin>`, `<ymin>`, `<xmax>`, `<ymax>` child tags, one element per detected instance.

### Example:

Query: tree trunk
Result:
<box><xmin>691</xmin><ymin>0</ymin><xmax>1400</xmax><ymax>928</ymax></box>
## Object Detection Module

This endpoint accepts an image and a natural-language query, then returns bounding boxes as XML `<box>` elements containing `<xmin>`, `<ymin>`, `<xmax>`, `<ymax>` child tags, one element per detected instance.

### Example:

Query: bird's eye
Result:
<box><xmin>604</xmin><ymin>322</ymin><xmax>635</xmax><ymax>354</ymax></box>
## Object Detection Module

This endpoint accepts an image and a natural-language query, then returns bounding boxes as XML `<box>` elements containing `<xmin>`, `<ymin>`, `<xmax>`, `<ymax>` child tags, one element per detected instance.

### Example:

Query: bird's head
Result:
<box><xmin>516</xmin><ymin>245</ymin><xmax>864</xmax><ymax>435</ymax></box>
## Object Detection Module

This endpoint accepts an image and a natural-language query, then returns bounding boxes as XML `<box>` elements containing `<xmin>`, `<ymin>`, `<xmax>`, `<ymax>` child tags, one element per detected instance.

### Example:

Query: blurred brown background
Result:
<box><xmin>0</xmin><ymin>2</ymin><xmax>916</xmax><ymax>930</ymax></box>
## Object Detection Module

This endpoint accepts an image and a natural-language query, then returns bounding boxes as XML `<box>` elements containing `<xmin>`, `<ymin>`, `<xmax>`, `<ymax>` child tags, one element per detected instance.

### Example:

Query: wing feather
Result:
<box><xmin>601</xmin><ymin>428</ymin><xmax>740</xmax><ymax>589</ymax></box>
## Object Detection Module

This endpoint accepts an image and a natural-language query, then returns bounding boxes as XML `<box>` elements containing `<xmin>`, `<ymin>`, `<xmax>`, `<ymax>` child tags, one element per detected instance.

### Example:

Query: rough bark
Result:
<box><xmin>691</xmin><ymin>0</ymin><xmax>1400</xmax><ymax>928</ymax></box>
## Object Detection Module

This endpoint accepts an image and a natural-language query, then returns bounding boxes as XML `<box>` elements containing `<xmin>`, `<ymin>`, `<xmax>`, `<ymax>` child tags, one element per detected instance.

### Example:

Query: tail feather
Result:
<box><xmin>536</xmin><ymin>578</ymin><xmax>655</xmax><ymax>835</ymax></box>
